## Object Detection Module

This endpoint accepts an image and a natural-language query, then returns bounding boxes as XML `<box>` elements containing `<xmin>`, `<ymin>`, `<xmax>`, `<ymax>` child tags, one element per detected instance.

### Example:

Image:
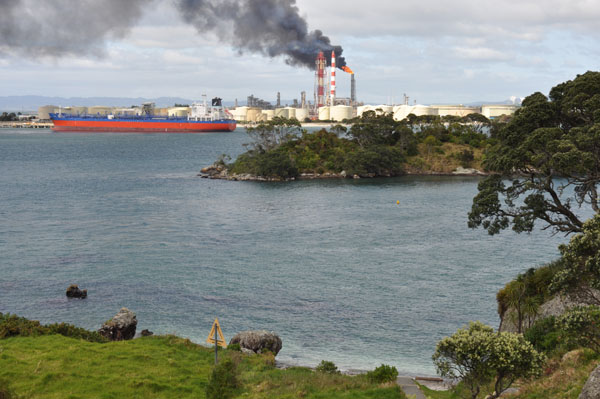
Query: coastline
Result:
<box><xmin>198</xmin><ymin>163</ymin><xmax>487</xmax><ymax>181</ymax></box>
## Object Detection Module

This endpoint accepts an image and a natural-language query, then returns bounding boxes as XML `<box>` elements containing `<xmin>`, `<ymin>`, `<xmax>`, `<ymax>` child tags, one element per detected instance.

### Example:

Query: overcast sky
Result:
<box><xmin>1</xmin><ymin>0</ymin><xmax>598</xmax><ymax>105</ymax></box>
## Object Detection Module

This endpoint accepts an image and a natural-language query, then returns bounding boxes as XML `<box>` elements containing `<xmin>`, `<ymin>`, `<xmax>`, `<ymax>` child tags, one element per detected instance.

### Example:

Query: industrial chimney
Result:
<box><xmin>330</xmin><ymin>50</ymin><xmax>336</xmax><ymax>105</ymax></box>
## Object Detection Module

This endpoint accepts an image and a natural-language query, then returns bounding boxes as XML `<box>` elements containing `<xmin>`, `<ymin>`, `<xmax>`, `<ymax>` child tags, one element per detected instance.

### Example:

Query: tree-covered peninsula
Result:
<box><xmin>202</xmin><ymin>112</ymin><xmax>497</xmax><ymax>180</ymax></box>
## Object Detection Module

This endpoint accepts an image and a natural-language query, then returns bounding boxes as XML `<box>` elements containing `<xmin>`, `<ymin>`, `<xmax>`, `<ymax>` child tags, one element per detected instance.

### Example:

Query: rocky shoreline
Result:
<box><xmin>198</xmin><ymin>163</ymin><xmax>487</xmax><ymax>181</ymax></box>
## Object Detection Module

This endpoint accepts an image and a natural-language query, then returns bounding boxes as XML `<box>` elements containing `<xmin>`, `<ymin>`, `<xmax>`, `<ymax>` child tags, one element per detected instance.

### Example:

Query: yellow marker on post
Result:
<box><xmin>206</xmin><ymin>317</ymin><xmax>227</xmax><ymax>364</ymax></box>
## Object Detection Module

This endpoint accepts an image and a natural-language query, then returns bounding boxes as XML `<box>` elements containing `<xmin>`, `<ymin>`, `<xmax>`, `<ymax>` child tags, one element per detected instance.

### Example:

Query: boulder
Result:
<box><xmin>140</xmin><ymin>329</ymin><xmax>153</xmax><ymax>337</ymax></box>
<box><xmin>65</xmin><ymin>284</ymin><xmax>87</xmax><ymax>299</ymax></box>
<box><xmin>98</xmin><ymin>308</ymin><xmax>137</xmax><ymax>341</ymax></box>
<box><xmin>580</xmin><ymin>365</ymin><xmax>600</xmax><ymax>399</ymax></box>
<box><xmin>229</xmin><ymin>330</ymin><xmax>282</xmax><ymax>355</ymax></box>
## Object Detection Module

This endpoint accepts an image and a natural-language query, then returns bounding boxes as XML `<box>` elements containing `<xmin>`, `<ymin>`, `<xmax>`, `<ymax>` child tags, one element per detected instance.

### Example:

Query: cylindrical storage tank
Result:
<box><xmin>356</xmin><ymin>105</ymin><xmax>372</xmax><ymax>118</ymax></box>
<box><xmin>283</xmin><ymin>107</ymin><xmax>296</xmax><ymax>119</ymax></box>
<box><xmin>88</xmin><ymin>106</ymin><xmax>113</xmax><ymax>115</ymax></box>
<box><xmin>393</xmin><ymin>105</ymin><xmax>436</xmax><ymax>121</ymax></box>
<box><xmin>38</xmin><ymin>105</ymin><xmax>58</xmax><ymax>120</ymax></box>
<box><xmin>274</xmin><ymin>108</ymin><xmax>289</xmax><ymax>118</ymax></box>
<box><xmin>378</xmin><ymin>105</ymin><xmax>393</xmax><ymax>115</ymax></box>
<box><xmin>168</xmin><ymin>107</ymin><xmax>189</xmax><ymax>117</ymax></box>
<box><xmin>69</xmin><ymin>106</ymin><xmax>87</xmax><ymax>115</ymax></box>
<box><xmin>330</xmin><ymin>105</ymin><xmax>353</xmax><ymax>122</ymax></box>
<box><xmin>154</xmin><ymin>107</ymin><xmax>169</xmax><ymax>116</ymax></box>
<box><xmin>246</xmin><ymin>108</ymin><xmax>261</xmax><ymax>122</ymax></box>
<box><xmin>262</xmin><ymin>110</ymin><xmax>275</xmax><ymax>121</ymax></box>
<box><xmin>231</xmin><ymin>107</ymin><xmax>248</xmax><ymax>122</ymax></box>
<box><xmin>295</xmin><ymin>108</ymin><xmax>309</xmax><ymax>121</ymax></box>
<box><xmin>318</xmin><ymin>106</ymin><xmax>330</xmax><ymax>121</ymax></box>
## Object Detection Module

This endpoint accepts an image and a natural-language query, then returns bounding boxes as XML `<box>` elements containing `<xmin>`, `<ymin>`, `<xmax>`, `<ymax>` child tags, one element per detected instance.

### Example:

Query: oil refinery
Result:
<box><xmin>36</xmin><ymin>51</ymin><xmax>519</xmax><ymax>125</ymax></box>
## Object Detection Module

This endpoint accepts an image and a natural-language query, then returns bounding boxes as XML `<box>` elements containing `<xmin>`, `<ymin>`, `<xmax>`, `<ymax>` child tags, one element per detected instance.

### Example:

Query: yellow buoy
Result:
<box><xmin>396</xmin><ymin>200</ymin><xmax>400</xmax><ymax>205</ymax></box>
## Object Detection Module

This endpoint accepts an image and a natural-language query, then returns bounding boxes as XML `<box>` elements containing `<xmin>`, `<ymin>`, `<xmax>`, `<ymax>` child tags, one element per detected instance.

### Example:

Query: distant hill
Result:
<box><xmin>0</xmin><ymin>96</ymin><xmax>237</xmax><ymax>112</ymax></box>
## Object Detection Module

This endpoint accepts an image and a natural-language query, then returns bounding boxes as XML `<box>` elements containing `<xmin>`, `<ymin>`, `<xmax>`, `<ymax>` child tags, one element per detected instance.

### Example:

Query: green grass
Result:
<box><xmin>0</xmin><ymin>334</ymin><xmax>406</xmax><ymax>399</ymax></box>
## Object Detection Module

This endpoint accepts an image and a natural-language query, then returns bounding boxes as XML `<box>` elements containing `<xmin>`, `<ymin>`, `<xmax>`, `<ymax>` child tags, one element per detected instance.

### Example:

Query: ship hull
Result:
<box><xmin>50</xmin><ymin>118</ymin><xmax>236</xmax><ymax>133</ymax></box>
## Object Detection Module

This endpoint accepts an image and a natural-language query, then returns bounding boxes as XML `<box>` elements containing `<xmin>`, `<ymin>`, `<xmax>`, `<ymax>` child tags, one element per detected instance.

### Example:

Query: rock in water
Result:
<box><xmin>65</xmin><ymin>284</ymin><xmax>87</xmax><ymax>299</ymax></box>
<box><xmin>98</xmin><ymin>308</ymin><xmax>137</xmax><ymax>341</ymax></box>
<box><xmin>141</xmin><ymin>329</ymin><xmax>153</xmax><ymax>337</ymax></box>
<box><xmin>229</xmin><ymin>330</ymin><xmax>282</xmax><ymax>355</ymax></box>
<box><xmin>580</xmin><ymin>365</ymin><xmax>600</xmax><ymax>399</ymax></box>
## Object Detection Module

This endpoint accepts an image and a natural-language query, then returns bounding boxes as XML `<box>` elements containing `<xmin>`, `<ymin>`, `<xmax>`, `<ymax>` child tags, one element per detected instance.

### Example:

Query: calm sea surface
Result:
<box><xmin>0</xmin><ymin>127</ymin><xmax>565</xmax><ymax>375</ymax></box>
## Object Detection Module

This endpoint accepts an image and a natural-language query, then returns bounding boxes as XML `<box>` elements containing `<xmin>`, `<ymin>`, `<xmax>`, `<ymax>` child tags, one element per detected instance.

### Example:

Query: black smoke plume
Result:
<box><xmin>0</xmin><ymin>0</ymin><xmax>148</xmax><ymax>57</ymax></box>
<box><xmin>176</xmin><ymin>0</ymin><xmax>346</xmax><ymax>69</ymax></box>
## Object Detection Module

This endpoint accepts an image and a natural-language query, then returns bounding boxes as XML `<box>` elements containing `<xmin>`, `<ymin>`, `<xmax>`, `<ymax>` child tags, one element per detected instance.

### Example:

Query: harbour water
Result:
<box><xmin>0</xmin><ymin>128</ymin><xmax>566</xmax><ymax>375</ymax></box>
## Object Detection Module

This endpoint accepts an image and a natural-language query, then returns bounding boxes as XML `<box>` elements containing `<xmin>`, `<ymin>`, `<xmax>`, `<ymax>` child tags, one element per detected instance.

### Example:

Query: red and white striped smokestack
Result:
<box><xmin>330</xmin><ymin>50</ymin><xmax>336</xmax><ymax>105</ymax></box>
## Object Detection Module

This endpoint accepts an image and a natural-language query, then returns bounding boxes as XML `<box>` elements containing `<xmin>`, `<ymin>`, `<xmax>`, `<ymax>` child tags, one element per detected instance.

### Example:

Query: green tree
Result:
<box><xmin>551</xmin><ymin>215</ymin><xmax>600</xmax><ymax>304</ymax></box>
<box><xmin>423</xmin><ymin>135</ymin><xmax>440</xmax><ymax>157</ymax></box>
<box><xmin>468</xmin><ymin>71</ymin><xmax>600</xmax><ymax>236</ymax></box>
<box><xmin>433</xmin><ymin>321</ymin><xmax>544</xmax><ymax>399</ymax></box>
<box><xmin>557</xmin><ymin>305</ymin><xmax>600</xmax><ymax>353</ymax></box>
<box><xmin>316</xmin><ymin>360</ymin><xmax>340</xmax><ymax>374</ymax></box>
<box><xmin>245</xmin><ymin>117</ymin><xmax>303</xmax><ymax>152</ymax></box>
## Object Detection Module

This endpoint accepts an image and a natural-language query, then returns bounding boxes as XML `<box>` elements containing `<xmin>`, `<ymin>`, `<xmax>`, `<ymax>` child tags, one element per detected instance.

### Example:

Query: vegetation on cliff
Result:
<box><xmin>220</xmin><ymin>112</ymin><xmax>492</xmax><ymax>179</ymax></box>
<box><xmin>450</xmin><ymin>71</ymin><xmax>600</xmax><ymax>398</ymax></box>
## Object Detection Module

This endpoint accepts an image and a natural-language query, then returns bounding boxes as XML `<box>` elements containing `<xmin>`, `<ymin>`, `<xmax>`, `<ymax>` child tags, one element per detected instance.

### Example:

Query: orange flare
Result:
<box><xmin>341</xmin><ymin>66</ymin><xmax>354</xmax><ymax>74</ymax></box>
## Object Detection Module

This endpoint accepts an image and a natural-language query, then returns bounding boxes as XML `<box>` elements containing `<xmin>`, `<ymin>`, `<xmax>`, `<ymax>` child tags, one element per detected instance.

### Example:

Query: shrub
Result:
<box><xmin>524</xmin><ymin>316</ymin><xmax>567</xmax><ymax>354</ymax></box>
<box><xmin>316</xmin><ymin>360</ymin><xmax>340</xmax><ymax>374</ymax></box>
<box><xmin>366</xmin><ymin>364</ymin><xmax>398</xmax><ymax>383</ymax></box>
<box><xmin>558</xmin><ymin>305</ymin><xmax>600</xmax><ymax>354</ymax></box>
<box><xmin>0</xmin><ymin>312</ymin><xmax>107</xmax><ymax>343</ymax></box>
<box><xmin>205</xmin><ymin>358</ymin><xmax>240</xmax><ymax>399</ymax></box>
<box><xmin>433</xmin><ymin>321</ymin><xmax>544</xmax><ymax>399</ymax></box>
<box><xmin>457</xmin><ymin>149</ymin><xmax>474</xmax><ymax>167</ymax></box>
<box><xmin>227</xmin><ymin>343</ymin><xmax>241</xmax><ymax>352</ymax></box>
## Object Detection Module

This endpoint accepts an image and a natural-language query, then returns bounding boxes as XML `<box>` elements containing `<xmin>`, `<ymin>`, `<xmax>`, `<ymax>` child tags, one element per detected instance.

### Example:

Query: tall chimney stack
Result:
<box><xmin>330</xmin><ymin>50</ymin><xmax>336</xmax><ymax>106</ymax></box>
<box><xmin>350</xmin><ymin>74</ymin><xmax>356</xmax><ymax>105</ymax></box>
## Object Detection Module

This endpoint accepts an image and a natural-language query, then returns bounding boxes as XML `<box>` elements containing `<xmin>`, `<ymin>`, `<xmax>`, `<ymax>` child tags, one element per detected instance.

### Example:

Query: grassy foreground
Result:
<box><xmin>0</xmin><ymin>334</ymin><xmax>406</xmax><ymax>399</ymax></box>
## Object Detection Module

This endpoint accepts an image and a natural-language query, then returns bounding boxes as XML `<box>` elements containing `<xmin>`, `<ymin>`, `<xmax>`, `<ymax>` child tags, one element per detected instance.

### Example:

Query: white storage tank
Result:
<box><xmin>231</xmin><ymin>106</ymin><xmax>249</xmax><ymax>122</ymax></box>
<box><xmin>481</xmin><ymin>105</ymin><xmax>518</xmax><ymax>119</ymax></box>
<box><xmin>69</xmin><ymin>106</ymin><xmax>87</xmax><ymax>115</ymax></box>
<box><xmin>262</xmin><ymin>110</ymin><xmax>275</xmax><ymax>121</ymax></box>
<box><xmin>168</xmin><ymin>107</ymin><xmax>189</xmax><ymax>117</ymax></box>
<box><xmin>378</xmin><ymin>105</ymin><xmax>394</xmax><ymax>115</ymax></box>
<box><xmin>330</xmin><ymin>105</ymin><xmax>353</xmax><ymax>122</ymax></box>
<box><xmin>283</xmin><ymin>107</ymin><xmax>296</xmax><ymax>119</ymax></box>
<box><xmin>274</xmin><ymin>108</ymin><xmax>289</xmax><ymax>118</ymax></box>
<box><xmin>433</xmin><ymin>105</ymin><xmax>480</xmax><ymax>117</ymax></box>
<box><xmin>393</xmin><ymin>105</ymin><xmax>437</xmax><ymax>121</ymax></box>
<box><xmin>318</xmin><ymin>106</ymin><xmax>330</xmax><ymax>121</ymax></box>
<box><xmin>38</xmin><ymin>105</ymin><xmax>58</xmax><ymax>120</ymax></box>
<box><xmin>88</xmin><ymin>106</ymin><xmax>113</xmax><ymax>115</ymax></box>
<box><xmin>295</xmin><ymin>108</ymin><xmax>309</xmax><ymax>121</ymax></box>
<box><xmin>246</xmin><ymin>107</ymin><xmax>262</xmax><ymax>122</ymax></box>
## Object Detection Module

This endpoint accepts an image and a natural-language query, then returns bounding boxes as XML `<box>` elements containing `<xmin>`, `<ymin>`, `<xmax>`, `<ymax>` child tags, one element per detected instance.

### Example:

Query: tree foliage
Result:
<box><xmin>469</xmin><ymin>71</ymin><xmax>600</xmax><ymax>235</ymax></box>
<box><xmin>557</xmin><ymin>305</ymin><xmax>600</xmax><ymax>354</ymax></box>
<box><xmin>551</xmin><ymin>214</ymin><xmax>600</xmax><ymax>304</ymax></box>
<box><xmin>433</xmin><ymin>321</ymin><xmax>544</xmax><ymax>399</ymax></box>
<box><xmin>245</xmin><ymin>116</ymin><xmax>304</xmax><ymax>152</ymax></box>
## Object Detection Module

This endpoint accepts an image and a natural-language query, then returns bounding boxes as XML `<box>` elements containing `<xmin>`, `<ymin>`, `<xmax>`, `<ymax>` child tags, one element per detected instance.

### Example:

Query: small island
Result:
<box><xmin>200</xmin><ymin>111</ymin><xmax>499</xmax><ymax>181</ymax></box>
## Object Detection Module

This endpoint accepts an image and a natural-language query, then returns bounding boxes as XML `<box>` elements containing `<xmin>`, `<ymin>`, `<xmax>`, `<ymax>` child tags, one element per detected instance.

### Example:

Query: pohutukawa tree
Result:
<box><xmin>468</xmin><ymin>71</ymin><xmax>600</xmax><ymax>236</ymax></box>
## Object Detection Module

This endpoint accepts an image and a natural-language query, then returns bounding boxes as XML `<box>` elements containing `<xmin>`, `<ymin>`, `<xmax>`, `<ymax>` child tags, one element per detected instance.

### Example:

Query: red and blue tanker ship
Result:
<box><xmin>50</xmin><ymin>97</ymin><xmax>236</xmax><ymax>133</ymax></box>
